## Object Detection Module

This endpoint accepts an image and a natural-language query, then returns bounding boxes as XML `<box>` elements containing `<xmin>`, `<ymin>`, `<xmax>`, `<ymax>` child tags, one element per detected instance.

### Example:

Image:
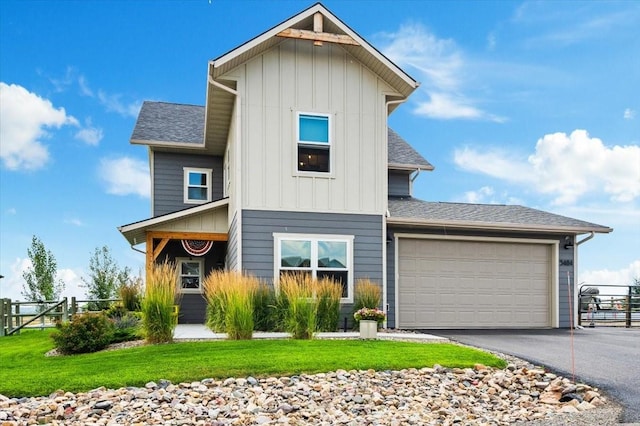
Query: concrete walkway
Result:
<box><xmin>174</xmin><ymin>324</ymin><xmax>446</xmax><ymax>341</ymax></box>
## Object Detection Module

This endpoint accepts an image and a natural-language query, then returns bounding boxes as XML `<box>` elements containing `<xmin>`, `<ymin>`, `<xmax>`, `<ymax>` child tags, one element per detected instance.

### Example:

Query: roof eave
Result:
<box><xmin>131</xmin><ymin>139</ymin><xmax>206</xmax><ymax>150</ymax></box>
<box><xmin>387</xmin><ymin>217</ymin><xmax>613</xmax><ymax>235</ymax></box>
<box><xmin>118</xmin><ymin>198</ymin><xmax>230</xmax><ymax>245</ymax></box>
<box><xmin>388</xmin><ymin>163</ymin><xmax>435</xmax><ymax>172</ymax></box>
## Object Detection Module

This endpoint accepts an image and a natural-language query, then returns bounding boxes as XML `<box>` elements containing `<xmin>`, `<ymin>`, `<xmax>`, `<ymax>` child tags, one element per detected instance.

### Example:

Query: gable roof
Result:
<box><xmin>129</xmin><ymin>101</ymin><xmax>429</xmax><ymax>168</ymax></box>
<box><xmin>388</xmin><ymin>197</ymin><xmax>613</xmax><ymax>234</ymax></box>
<box><xmin>209</xmin><ymin>3</ymin><xmax>418</xmax><ymax>97</ymax></box>
<box><xmin>204</xmin><ymin>3</ymin><xmax>420</xmax><ymax>153</ymax></box>
<box><xmin>388</xmin><ymin>129</ymin><xmax>433</xmax><ymax>171</ymax></box>
<box><xmin>118</xmin><ymin>198</ymin><xmax>229</xmax><ymax>245</ymax></box>
<box><xmin>131</xmin><ymin>101</ymin><xmax>205</xmax><ymax>149</ymax></box>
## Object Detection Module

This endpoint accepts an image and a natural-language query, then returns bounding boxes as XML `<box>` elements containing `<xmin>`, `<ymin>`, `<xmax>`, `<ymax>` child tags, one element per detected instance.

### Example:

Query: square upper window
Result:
<box><xmin>184</xmin><ymin>167</ymin><xmax>212</xmax><ymax>204</ymax></box>
<box><xmin>297</xmin><ymin>113</ymin><xmax>331</xmax><ymax>173</ymax></box>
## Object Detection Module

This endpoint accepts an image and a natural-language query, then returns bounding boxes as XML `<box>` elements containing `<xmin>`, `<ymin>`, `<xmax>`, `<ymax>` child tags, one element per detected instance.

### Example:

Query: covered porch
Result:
<box><xmin>119</xmin><ymin>199</ymin><xmax>230</xmax><ymax>323</ymax></box>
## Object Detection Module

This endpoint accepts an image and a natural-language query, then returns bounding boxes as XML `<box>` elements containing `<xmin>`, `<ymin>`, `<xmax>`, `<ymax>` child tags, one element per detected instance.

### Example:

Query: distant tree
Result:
<box><xmin>82</xmin><ymin>246</ymin><xmax>130</xmax><ymax>310</ymax></box>
<box><xmin>21</xmin><ymin>236</ymin><xmax>65</xmax><ymax>301</ymax></box>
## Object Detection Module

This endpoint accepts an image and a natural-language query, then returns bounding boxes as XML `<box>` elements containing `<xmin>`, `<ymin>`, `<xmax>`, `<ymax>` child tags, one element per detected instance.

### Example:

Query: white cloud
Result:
<box><xmin>579</xmin><ymin>260</ymin><xmax>640</xmax><ymax>296</ymax></box>
<box><xmin>460</xmin><ymin>186</ymin><xmax>524</xmax><ymax>205</ymax></box>
<box><xmin>463</xmin><ymin>186</ymin><xmax>495</xmax><ymax>204</ymax></box>
<box><xmin>97</xmin><ymin>90</ymin><xmax>141</xmax><ymax>118</ymax></box>
<box><xmin>1</xmin><ymin>257</ymin><xmax>87</xmax><ymax>301</ymax></box>
<box><xmin>624</xmin><ymin>108</ymin><xmax>636</xmax><ymax>120</ymax></box>
<box><xmin>0</xmin><ymin>82</ymin><xmax>78</xmax><ymax>171</ymax></box>
<box><xmin>64</xmin><ymin>217</ymin><xmax>85</xmax><ymax>227</ymax></box>
<box><xmin>6</xmin><ymin>207</ymin><xmax>17</xmax><ymax>215</ymax></box>
<box><xmin>99</xmin><ymin>157</ymin><xmax>150</xmax><ymax>198</ymax></box>
<box><xmin>74</xmin><ymin>118</ymin><xmax>104</xmax><ymax>146</ymax></box>
<box><xmin>455</xmin><ymin>130</ymin><xmax>640</xmax><ymax>205</ymax></box>
<box><xmin>377</xmin><ymin>23</ymin><xmax>502</xmax><ymax>122</ymax></box>
<box><xmin>415</xmin><ymin>93</ymin><xmax>506</xmax><ymax>123</ymax></box>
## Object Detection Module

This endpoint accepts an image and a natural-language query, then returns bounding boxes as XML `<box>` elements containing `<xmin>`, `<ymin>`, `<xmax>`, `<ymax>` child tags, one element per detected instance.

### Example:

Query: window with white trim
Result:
<box><xmin>274</xmin><ymin>234</ymin><xmax>353</xmax><ymax>302</ymax></box>
<box><xmin>183</xmin><ymin>167</ymin><xmax>212</xmax><ymax>204</ymax></box>
<box><xmin>177</xmin><ymin>258</ymin><xmax>203</xmax><ymax>293</ymax></box>
<box><xmin>297</xmin><ymin>113</ymin><xmax>331</xmax><ymax>173</ymax></box>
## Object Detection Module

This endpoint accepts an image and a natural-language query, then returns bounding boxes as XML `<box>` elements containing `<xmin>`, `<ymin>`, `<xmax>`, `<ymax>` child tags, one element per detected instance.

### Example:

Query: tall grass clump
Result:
<box><xmin>119</xmin><ymin>275</ymin><xmax>143</xmax><ymax>312</ymax></box>
<box><xmin>253</xmin><ymin>282</ymin><xmax>277</xmax><ymax>331</ymax></box>
<box><xmin>141</xmin><ymin>260</ymin><xmax>180</xmax><ymax>344</ymax></box>
<box><xmin>354</xmin><ymin>278</ymin><xmax>382</xmax><ymax>310</ymax></box>
<box><xmin>316</xmin><ymin>277</ymin><xmax>342</xmax><ymax>332</ymax></box>
<box><xmin>280</xmin><ymin>273</ymin><xmax>318</xmax><ymax>339</ymax></box>
<box><xmin>353</xmin><ymin>278</ymin><xmax>382</xmax><ymax>328</ymax></box>
<box><xmin>203</xmin><ymin>270</ymin><xmax>256</xmax><ymax>340</ymax></box>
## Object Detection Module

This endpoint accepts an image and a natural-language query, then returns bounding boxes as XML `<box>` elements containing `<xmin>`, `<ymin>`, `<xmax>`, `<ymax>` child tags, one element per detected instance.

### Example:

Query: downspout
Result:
<box><xmin>576</xmin><ymin>231</ymin><xmax>595</xmax><ymax>246</ymax></box>
<box><xmin>409</xmin><ymin>169</ymin><xmax>421</xmax><ymax>197</ymax></box>
<box><xmin>130</xmin><ymin>245</ymin><xmax>146</xmax><ymax>256</ymax></box>
<box><xmin>383</xmin><ymin>97</ymin><xmax>408</xmax><ymax>329</ymax></box>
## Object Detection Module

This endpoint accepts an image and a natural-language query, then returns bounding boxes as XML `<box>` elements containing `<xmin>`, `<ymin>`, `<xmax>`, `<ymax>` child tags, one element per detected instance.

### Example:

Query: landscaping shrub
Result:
<box><xmin>51</xmin><ymin>313</ymin><xmax>114</xmax><ymax>355</ymax></box>
<box><xmin>203</xmin><ymin>270</ymin><xmax>256</xmax><ymax>340</ymax></box>
<box><xmin>141</xmin><ymin>260</ymin><xmax>180</xmax><ymax>344</ymax></box>
<box><xmin>280</xmin><ymin>273</ymin><xmax>317</xmax><ymax>339</ymax></box>
<box><xmin>316</xmin><ymin>277</ymin><xmax>341</xmax><ymax>332</ymax></box>
<box><xmin>110</xmin><ymin>312</ymin><xmax>142</xmax><ymax>343</ymax></box>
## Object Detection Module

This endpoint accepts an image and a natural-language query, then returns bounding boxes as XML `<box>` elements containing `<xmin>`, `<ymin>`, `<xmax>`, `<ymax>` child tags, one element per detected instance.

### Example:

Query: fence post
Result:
<box><xmin>0</xmin><ymin>299</ymin><xmax>6</xmax><ymax>337</ymax></box>
<box><xmin>62</xmin><ymin>297</ymin><xmax>68</xmax><ymax>322</ymax></box>
<box><xmin>12</xmin><ymin>300</ymin><xmax>18</xmax><ymax>334</ymax></box>
<box><xmin>626</xmin><ymin>286</ymin><xmax>632</xmax><ymax>328</ymax></box>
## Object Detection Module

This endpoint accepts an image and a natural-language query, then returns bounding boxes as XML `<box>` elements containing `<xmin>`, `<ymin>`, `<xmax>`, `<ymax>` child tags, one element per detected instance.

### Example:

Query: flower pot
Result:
<box><xmin>359</xmin><ymin>320</ymin><xmax>378</xmax><ymax>339</ymax></box>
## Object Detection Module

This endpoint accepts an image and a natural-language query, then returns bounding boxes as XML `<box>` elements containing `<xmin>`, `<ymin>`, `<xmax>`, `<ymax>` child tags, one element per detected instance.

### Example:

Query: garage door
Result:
<box><xmin>397</xmin><ymin>238</ymin><xmax>551</xmax><ymax>328</ymax></box>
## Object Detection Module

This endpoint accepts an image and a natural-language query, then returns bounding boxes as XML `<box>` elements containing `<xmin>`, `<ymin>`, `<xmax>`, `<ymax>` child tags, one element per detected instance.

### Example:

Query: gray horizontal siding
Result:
<box><xmin>153</xmin><ymin>151</ymin><xmax>223</xmax><ymax>216</ymax></box>
<box><xmin>388</xmin><ymin>171</ymin><xmax>411</xmax><ymax>197</ymax></box>
<box><xmin>387</xmin><ymin>226</ymin><xmax>573</xmax><ymax>329</ymax></box>
<box><xmin>242</xmin><ymin>210</ymin><xmax>384</xmax><ymax>328</ymax></box>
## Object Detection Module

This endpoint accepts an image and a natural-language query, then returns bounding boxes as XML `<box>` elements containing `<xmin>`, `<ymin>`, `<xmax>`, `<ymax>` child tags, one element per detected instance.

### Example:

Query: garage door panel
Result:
<box><xmin>398</xmin><ymin>238</ymin><xmax>551</xmax><ymax>328</ymax></box>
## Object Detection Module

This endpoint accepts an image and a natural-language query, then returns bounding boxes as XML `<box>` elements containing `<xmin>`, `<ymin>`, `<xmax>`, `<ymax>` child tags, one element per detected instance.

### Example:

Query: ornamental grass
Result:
<box><xmin>279</xmin><ymin>272</ymin><xmax>317</xmax><ymax>339</ymax></box>
<box><xmin>203</xmin><ymin>270</ymin><xmax>257</xmax><ymax>340</ymax></box>
<box><xmin>315</xmin><ymin>276</ymin><xmax>342</xmax><ymax>332</ymax></box>
<box><xmin>141</xmin><ymin>260</ymin><xmax>180</xmax><ymax>344</ymax></box>
<box><xmin>353</xmin><ymin>278</ymin><xmax>383</xmax><ymax>326</ymax></box>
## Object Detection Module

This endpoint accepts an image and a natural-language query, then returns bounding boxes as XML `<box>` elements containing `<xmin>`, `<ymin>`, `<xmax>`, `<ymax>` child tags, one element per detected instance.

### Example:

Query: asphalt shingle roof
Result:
<box><xmin>388</xmin><ymin>128</ymin><xmax>433</xmax><ymax>169</ymax></box>
<box><xmin>388</xmin><ymin>197</ymin><xmax>612</xmax><ymax>233</ymax></box>
<box><xmin>131</xmin><ymin>101</ymin><xmax>205</xmax><ymax>144</ymax></box>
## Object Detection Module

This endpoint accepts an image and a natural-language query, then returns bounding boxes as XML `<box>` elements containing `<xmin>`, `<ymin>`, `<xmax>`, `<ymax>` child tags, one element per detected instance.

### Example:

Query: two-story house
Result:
<box><xmin>119</xmin><ymin>3</ymin><xmax>611</xmax><ymax>328</ymax></box>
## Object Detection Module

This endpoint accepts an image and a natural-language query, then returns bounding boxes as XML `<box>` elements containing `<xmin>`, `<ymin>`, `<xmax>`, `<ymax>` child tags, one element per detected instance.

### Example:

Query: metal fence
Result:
<box><xmin>0</xmin><ymin>297</ymin><xmax>121</xmax><ymax>336</ymax></box>
<box><xmin>578</xmin><ymin>284</ymin><xmax>640</xmax><ymax>328</ymax></box>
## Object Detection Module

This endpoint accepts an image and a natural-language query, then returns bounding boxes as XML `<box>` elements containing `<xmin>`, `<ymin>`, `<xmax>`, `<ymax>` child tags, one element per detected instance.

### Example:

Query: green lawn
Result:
<box><xmin>0</xmin><ymin>331</ymin><xmax>506</xmax><ymax>397</ymax></box>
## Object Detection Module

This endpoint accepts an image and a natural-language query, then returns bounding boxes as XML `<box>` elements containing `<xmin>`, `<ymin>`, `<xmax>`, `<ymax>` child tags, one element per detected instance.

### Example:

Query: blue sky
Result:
<box><xmin>1</xmin><ymin>0</ymin><xmax>638</xmax><ymax>300</ymax></box>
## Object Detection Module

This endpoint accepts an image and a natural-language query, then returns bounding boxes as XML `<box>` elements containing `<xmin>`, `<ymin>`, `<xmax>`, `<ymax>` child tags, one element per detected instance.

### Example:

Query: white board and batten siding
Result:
<box><xmin>395</xmin><ymin>234</ymin><xmax>559</xmax><ymax>329</ymax></box>
<box><xmin>219</xmin><ymin>38</ymin><xmax>397</xmax><ymax>216</ymax></box>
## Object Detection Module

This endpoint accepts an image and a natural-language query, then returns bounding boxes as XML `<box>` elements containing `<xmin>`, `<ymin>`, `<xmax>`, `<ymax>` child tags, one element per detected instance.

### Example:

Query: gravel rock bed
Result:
<box><xmin>0</xmin><ymin>353</ymin><xmax>618</xmax><ymax>426</ymax></box>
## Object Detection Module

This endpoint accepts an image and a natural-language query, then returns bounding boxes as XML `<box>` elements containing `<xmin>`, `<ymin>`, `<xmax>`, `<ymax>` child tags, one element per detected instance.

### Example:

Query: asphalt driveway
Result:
<box><xmin>423</xmin><ymin>328</ymin><xmax>640</xmax><ymax>423</ymax></box>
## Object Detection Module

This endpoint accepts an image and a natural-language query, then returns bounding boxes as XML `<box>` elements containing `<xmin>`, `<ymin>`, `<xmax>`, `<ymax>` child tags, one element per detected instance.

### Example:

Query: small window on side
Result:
<box><xmin>297</xmin><ymin>113</ymin><xmax>330</xmax><ymax>173</ymax></box>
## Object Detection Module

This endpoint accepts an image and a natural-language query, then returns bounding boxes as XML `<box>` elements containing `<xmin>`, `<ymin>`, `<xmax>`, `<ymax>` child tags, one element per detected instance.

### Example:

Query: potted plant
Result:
<box><xmin>354</xmin><ymin>307</ymin><xmax>386</xmax><ymax>339</ymax></box>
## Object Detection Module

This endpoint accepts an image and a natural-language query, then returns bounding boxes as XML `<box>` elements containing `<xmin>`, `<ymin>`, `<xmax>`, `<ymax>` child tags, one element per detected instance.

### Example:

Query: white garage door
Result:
<box><xmin>397</xmin><ymin>238</ymin><xmax>551</xmax><ymax>328</ymax></box>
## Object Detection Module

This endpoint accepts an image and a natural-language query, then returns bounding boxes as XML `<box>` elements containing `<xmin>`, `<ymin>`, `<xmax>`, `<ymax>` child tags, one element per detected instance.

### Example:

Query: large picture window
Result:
<box><xmin>177</xmin><ymin>258</ymin><xmax>203</xmax><ymax>293</ymax></box>
<box><xmin>184</xmin><ymin>167</ymin><xmax>212</xmax><ymax>204</ymax></box>
<box><xmin>274</xmin><ymin>234</ymin><xmax>353</xmax><ymax>302</ymax></box>
<box><xmin>297</xmin><ymin>113</ymin><xmax>331</xmax><ymax>173</ymax></box>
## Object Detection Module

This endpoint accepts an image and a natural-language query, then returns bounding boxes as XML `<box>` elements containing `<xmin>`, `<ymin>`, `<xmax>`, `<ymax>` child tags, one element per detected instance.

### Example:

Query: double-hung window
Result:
<box><xmin>274</xmin><ymin>233</ymin><xmax>353</xmax><ymax>302</ymax></box>
<box><xmin>177</xmin><ymin>258</ymin><xmax>203</xmax><ymax>293</ymax></box>
<box><xmin>184</xmin><ymin>167</ymin><xmax>212</xmax><ymax>204</ymax></box>
<box><xmin>297</xmin><ymin>113</ymin><xmax>331</xmax><ymax>173</ymax></box>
